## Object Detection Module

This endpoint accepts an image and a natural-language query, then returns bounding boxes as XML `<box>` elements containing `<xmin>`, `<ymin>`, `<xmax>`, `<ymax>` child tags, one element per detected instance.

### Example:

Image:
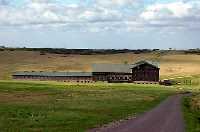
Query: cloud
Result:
<box><xmin>0</xmin><ymin>0</ymin><xmax>126</xmax><ymax>30</ymax></box>
<box><xmin>95</xmin><ymin>0</ymin><xmax>136</xmax><ymax>7</ymax></box>
<box><xmin>140</xmin><ymin>1</ymin><xmax>200</xmax><ymax>29</ymax></box>
<box><xmin>140</xmin><ymin>2</ymin><xmax>192</xmax><ymax>20</ymax></box>
<box><xmin>0</xmin><ymin>0</ymin><xmax>9</xmax><ymax>5</ymax></box>
<box><xmin>31</xmin><ymin>0</ymin><xmax>51</xmax><ymax>3</ymax></box>
<box><xmin>0</xmin><ymin>0</ymin><xmax>200</xmax><ymax>31</ymax></box>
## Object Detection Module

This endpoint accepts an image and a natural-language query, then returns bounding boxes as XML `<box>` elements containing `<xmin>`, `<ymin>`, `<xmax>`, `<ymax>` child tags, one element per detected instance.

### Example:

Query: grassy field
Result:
<box><xmin>0</xmin><ymin>50</ymin><xmax>200</xmax><ymax>131</ymax></box>
<box><xmin>175</xmin><ymin>75</ymin><xmax>200</xmax><ymax>132</ymax></box>
<box><xmin>183</xmin><ymin>94</ymin><xmax>200</xmax><ymax>132</ymax></box>
<box><xmin>163</xmin><ymin>71</ymin><xmax>200</xmax><ymax>132</ymax></box>
<box><xmin>0</xmin><ymin>81</ymin><xmax>176</xmax><ymax>132</ymax></box>
<box><xmin>1</xmin><ymin>50</ymin><xmax>200</xmax><ymax>79</ymax></box>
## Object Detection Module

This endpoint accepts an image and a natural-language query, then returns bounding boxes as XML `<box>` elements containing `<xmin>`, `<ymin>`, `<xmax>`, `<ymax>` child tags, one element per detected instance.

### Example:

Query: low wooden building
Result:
<box><xmin>12</xmin><ymin>60</ymin><xmax>160</xmax><ymax>83</ymax></box>
<box><xmin>92</xmin><ymin>64</ymin><xmax>132</xmax><ymax>83</ymax></box>
<box><xmin>13</xmin><ymin>72</ymin><xmax>93</xmax><ymax>83</ymax></box>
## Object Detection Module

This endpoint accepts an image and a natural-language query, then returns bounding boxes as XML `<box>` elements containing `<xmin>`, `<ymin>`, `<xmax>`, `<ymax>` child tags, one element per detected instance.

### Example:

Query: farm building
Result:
<box><xmin>13</xmin><ymin>72</ymin><xmax>93</xmax><ymax>83</ymax></box>
<box><xmin>13</xmin><ymin>60</ymin><xmax>159</xmax><ymax>83</ymax></box>
<box><xmin>92</xmin><ymin>64</ymin><xmax>132</xmax><ymax>83</ymax></box>
<box><xmin>131</xmin><ymin>60</ymin><xmax>160</xmax><ymax>82</ymax></box>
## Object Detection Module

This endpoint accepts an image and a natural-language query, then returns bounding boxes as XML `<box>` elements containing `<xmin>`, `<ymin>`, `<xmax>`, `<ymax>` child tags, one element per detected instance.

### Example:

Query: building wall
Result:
<box><xmin>108</xmin><ymin>74</ymin><xmax>132</xmax><ymax>83</ymax></box>
<box><xmin>92</xmin><ymin>72</ymin><xmax>108</xmax><ymax>82</ymax></box>
<box><xmin>13</xmin><ymin>75</ymin><xmax>93</xmax><ymax>83</ymax></box>
<box><xmin>132</xmin><ymin>64</ymin><xmax>159</xmax><ymax>82</ymax></box>
<box><xmin>92</xmin><ymin>72</ymin><xmax>132</xmax><ymax>83</ymax></box>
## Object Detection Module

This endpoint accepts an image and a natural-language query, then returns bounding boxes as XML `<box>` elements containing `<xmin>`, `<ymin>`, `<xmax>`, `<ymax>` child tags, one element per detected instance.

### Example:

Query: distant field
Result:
<box><xmin>0</xmin><ymin>50</ymin><xmax>200</xmax><ymax>79</ymax></box>
<box><xmin>0</xmin><ymin>81</ymin><xmax>176</xmax><ymax>132</ymax></box>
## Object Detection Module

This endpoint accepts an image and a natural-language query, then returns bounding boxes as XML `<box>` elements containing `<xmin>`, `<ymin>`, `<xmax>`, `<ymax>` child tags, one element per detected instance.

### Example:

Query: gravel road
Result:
<box><xmin>89</xmin><ymin>94</ymin><xmax>185</xmax><ymax>132</ymax></box>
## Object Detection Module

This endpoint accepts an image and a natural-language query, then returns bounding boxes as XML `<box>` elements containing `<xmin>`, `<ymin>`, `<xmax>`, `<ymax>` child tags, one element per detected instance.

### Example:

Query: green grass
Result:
<box><xmin>177</xmin><ymin>75</ymin><xmax>200</xmax><ymax>132</ymax></box>
<box><xmin>0</xmin><ymin>81</ymin><xmax>176</xmax><ymax>132</ymax></box>
<box><xmin>183</xmin><ymin>95</ymin><xmax>200</xmax><ymax>132</ymax></box>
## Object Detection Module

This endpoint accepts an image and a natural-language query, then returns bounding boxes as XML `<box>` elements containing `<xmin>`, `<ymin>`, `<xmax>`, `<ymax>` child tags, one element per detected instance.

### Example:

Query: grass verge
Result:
<box><xmin>183</xmin><ymin>94</ymin><xmax>200</xmax><ymax>132</ymax></box>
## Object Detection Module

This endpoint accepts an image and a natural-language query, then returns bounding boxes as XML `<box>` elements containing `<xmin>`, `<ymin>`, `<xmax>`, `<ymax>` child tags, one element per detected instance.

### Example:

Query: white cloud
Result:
<box><xmin>95</xmin><ymin>0</ymin><xmax>135</xmax><ymax>7</ymax></box>
<box><xmin>140</xmin><ymin>1</ymin><xmax>200</xmax><ymax>29</ymax></box>
<box><xmin>31</xmin><ymin>0</ymin><xmax>50</xmax><ymax>3</ymax></box>
<box><xmin>0</xmin><ymin>0</ymin><xmax>125</xmax><ymax>27</ymax></box>
<box><xmin>0</xmin><ymin>0</ymin><xmax>200</xmax><ymax>31</ymax></box>
<box><xmin>140</xmin><ymin>2</ymin><xmax>193</xmax><ymax>20</ymax></box>
<box><xmin>140</xmin><ymin>1</ymin><xmax>200</xmax><ymax>20</ymax></box>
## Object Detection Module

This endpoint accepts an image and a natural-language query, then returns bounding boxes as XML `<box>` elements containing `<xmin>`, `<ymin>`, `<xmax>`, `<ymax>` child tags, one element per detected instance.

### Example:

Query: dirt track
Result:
<box><xmin>89</xmin><ymin>95</ymin><xmax>185</xmax><ymax>132</ymax></box>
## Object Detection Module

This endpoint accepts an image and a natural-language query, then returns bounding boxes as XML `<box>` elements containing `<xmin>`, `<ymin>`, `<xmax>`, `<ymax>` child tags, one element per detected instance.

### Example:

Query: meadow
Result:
<box><xmin>178</xmin><ymin>75</ymin><xmax>200</xmax><ymax>132</ymax></box>
<box><xmin>170</xmin><ymin>75</ymin><xmax>200</xmax><ymax>132</ymax></box>
<box><xmin>0</xmin><ymin>81</ymin><xmax>176</xmax><ymax>132</ymax></box>
<box><xmin>1</xmin><ymin>50</ymin><xmax>200</xmax><ymax>79</ymax></box>
<box><xmin>183</xmin><ymin>94</ymin><xmax>200</xmax><ymax>132</ymax></box>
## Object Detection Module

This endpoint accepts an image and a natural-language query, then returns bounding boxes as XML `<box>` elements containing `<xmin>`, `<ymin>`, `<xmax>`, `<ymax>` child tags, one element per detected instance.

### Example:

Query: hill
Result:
<box><xmin>0</xmin><ymin>49</ymin><xmax>200</xmax><ymax>80</ymax></box>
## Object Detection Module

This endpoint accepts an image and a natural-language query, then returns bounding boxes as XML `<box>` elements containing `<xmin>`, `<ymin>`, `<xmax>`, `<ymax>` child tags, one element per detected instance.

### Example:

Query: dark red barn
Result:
<box><xmin>131</xmin><ymin>60</ymin><xmax>160</xmax><ymax>82</ymax></box>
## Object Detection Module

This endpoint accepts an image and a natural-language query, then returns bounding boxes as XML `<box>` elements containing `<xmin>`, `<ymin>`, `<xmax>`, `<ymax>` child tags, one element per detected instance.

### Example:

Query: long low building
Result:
<box><xmin>13</xmin><ymin>72</ymin><xmax>93</xmax><ymax>83</ymax></box>
<box><xmin>13</xmin><ymin>60</ymin><xmax>160</xmax><ymax>83</ymax></box>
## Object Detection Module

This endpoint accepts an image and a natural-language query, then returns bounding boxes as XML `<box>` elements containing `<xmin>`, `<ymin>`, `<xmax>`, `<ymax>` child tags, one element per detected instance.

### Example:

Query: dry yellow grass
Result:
<box><xmin>160</xmin><ymin>54</ymin><xmax>200</xmax><ymax>78</ymax></box>
<box><xmin>0</xmin><ymin>50</ymin><xmax>200</xmax><ymax>79</ymax></box>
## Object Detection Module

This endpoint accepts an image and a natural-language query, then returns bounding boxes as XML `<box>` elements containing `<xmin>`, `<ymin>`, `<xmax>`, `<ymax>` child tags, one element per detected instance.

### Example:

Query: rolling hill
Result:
<box><xmin>0</xmin><ymin>50</ymin><xmax>200</xmax><ymax>80</ymax></box>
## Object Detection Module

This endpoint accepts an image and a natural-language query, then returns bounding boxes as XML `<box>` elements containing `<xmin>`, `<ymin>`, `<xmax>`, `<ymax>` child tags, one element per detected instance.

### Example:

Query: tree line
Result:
<box><xmin>0</xmin><ymin>46</ymin><xmax>199</xmax><ymax>55</ymax></box>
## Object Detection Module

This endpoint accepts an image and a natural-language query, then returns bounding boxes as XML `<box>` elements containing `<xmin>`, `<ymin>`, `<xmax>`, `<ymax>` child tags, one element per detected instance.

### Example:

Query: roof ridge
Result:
<box><xmin>131</xmin><ymin>60</ymin><xmax>159</xmax><ymax>68</ymax></box>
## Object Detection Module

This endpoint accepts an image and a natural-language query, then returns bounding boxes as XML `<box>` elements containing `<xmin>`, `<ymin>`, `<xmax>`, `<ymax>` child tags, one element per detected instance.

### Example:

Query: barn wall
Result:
<box><xmin>92</xmin><ymin>72</ymin><xmax>132</xmax><ymax>83</ymax></box>
<box><xmin>132</xmin><ymin>64</ymin><xmax>159</xmax><ymax>82</ymax></box>
<box><xmin>92</xmin><ymin>72</ymin><xmax>108</xmax><ymax>82</ymax></box>
<box><xmin>13</xmin><ymin>75</ymin><xmax>93</xmax><ymax>83</ymax></box>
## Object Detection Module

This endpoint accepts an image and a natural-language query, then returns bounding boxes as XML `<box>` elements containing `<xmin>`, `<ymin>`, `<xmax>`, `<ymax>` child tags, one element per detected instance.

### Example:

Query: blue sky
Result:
<box><xmin>0</xmin><ymin>0</ymin><xmax>200</xmax><ymax>49</ymax></box>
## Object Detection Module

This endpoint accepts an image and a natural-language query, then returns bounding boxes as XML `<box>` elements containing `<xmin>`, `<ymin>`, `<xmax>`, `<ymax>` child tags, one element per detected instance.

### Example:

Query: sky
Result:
<box><xmin>0</xmin><ymin>0</ymin><xmax>200</xmax><ymax>49</ymax></box>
